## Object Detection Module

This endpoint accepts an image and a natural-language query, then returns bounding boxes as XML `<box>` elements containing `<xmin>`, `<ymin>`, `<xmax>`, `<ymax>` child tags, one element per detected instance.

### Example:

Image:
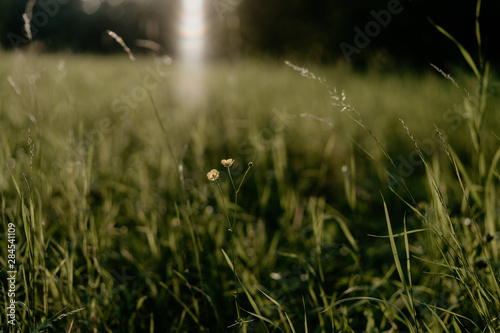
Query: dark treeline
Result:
<box><xmin>1</xmin><ymin>0</ymin><xmax>499</xmax><ymax>70</ymax></box>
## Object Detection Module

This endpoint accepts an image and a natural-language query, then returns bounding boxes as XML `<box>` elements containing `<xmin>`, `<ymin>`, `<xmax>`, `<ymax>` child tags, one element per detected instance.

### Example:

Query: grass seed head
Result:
<box><xmin>107</xmin><ymin>30</ymin><xmax>135</xmax><ymax>61</ymax></box>
<box><xmin>23</xmin><ymin>13</ymin><xmax>32</xmax><ymax>41</ymax></box>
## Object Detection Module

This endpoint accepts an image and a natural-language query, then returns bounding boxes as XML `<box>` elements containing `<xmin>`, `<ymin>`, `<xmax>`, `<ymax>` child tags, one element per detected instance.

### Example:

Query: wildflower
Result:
<box><xmin>221</xmin><ymin>159</ymin><xmax>235</xmax><ymax>167</ymax></box>
<box><xmin>207</xmin><ymin>169</ymin><xmax>219</xmax><ymax>181</ymax></box>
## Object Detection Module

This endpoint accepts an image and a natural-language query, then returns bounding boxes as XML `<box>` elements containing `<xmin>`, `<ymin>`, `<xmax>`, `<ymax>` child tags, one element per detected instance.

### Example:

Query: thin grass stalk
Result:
<box><xmin>228</xmin><ymin>163</ymin><xmax>253</xmax><ymax>324</ymax></box>
<box><xmin>302</xmin><ymin>296</ymin><xmax>309</xmax><ymax>333</ymax></box>
<box><xmin>215</xmin><ymin>176</ymin><xmax>241</xmax><ymax>323</ymax></box>
<box><xmin>254</xmin><ymin>284</ymin><xmax>296</xmax><ymax>333</ymax></box>
<box><xmin>314</xmin><ymin>284</ymin><xmax>327</xmax><ymax>329</ymax></box>
<box><xmin>324</xmin><ymin>296</ymin><xmax>417</xmax><ymax>333</ymax></box>
<box><xmin>381</xmin><ymin>195</ymin><xmax>419</xmax><ymax>330</ymax></box>
<box><xmin>287</xmin><ymin>62</ymin><xmax>419</xmax><ymax>211</ymax></box>
<box><xmin>403</xmin><ymin>217</ymin><xmax>418</xmax><ymax>330</ymax></box>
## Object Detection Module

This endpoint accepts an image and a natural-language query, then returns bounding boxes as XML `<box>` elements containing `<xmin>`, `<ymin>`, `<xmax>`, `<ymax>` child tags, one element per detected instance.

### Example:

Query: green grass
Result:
<box><xmin>0</xmin><ymin>47</ymin><xmax>499</xmax><ymax>332</ymax></box>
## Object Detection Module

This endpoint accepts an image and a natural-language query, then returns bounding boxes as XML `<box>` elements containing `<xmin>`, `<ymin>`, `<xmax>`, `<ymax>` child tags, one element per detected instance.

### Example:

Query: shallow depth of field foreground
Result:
<box><xmin>1</xmin><ymin>45</ymin><xmax>500</xmax><ymax>332</ymax></box>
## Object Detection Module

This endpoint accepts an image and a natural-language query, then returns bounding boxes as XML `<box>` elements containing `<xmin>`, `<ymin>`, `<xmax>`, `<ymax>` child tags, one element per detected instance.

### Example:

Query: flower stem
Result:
<box><xmin>216</xmin><ymin>178</ymin><xmax>241</xmax><ymax>322</ymax></box>
<box><xmin>216</xmin><ymin>180</ymin><xmax>232</xmax><ymax>231</ymax></box>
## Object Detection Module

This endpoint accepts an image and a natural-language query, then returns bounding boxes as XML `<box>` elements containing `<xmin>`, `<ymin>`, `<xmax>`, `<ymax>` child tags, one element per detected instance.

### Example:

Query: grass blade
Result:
<box><xmin>302</xmin><ymin>296</ymin><xmax>308</xmax><ymax>333</ymax></box>
<box><xmin>429</xmin><ymin>19</ymin><xmax>480</xmax><ymax>79</ymax></box>
<box><xmin>381</xmin><ymin>194</ymin><xmax>406</xmax><ymax>290</ymax></box>
<box><xmin>254</xmin><ymin>284</ymin><xmax>296</xmax><ymax>333</ymax></box>
<box><xmin>323</xmin><ymin>296</ymin><xmax>416</xmax><ymax>332</ymax></box>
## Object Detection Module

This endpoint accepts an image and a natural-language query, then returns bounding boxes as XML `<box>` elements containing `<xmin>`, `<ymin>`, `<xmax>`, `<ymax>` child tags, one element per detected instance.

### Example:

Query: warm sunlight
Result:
<box><xmin>178</xmin><ymin>0</ymin><xmax>206</xmax><ymax>61</ymax></box>
<box><xmin>176</xmin><ymin>0</ymin><xmax>206</xmax><ymax>106</ymax></box>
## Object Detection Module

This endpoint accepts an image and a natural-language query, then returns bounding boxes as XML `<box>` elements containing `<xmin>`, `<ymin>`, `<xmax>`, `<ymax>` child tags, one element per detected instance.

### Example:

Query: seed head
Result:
<box><xmin>107</xmin><ymin>30</ymin><xmax>135</xmax><ymax>61</ymax></box>
<box><xmin>207</xmin><ymin>169</ymin><xmax>219</xmax><ymax>181</ymax></box>
<box><xmin>248</xmin><ymin>162</ymin><xmax>254</xmax><ymax>167</ymax></box>
<box><xmin>221</xmin><ymin>158</ymin><xmax>235</xmax><ymax>168</ymax></box>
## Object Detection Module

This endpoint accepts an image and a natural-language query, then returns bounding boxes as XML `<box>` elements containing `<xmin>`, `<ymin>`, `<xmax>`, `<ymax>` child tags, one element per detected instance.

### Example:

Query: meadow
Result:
<box><xmin>0</xmin><ymin>47</ymin><xmax>499</xmax><ymax>332</ymax></box>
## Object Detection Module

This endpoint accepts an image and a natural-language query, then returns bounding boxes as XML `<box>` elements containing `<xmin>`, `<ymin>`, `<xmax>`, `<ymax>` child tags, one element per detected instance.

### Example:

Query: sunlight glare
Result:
<box><xmin>178</xmin><ymin>0</ymin><xmax>206</xmax><ymax>61</ymax></box>
<box><xmin>176</xmin><ymin>0</ymin><xmax>206</xmax><ymax>106</ymax></box>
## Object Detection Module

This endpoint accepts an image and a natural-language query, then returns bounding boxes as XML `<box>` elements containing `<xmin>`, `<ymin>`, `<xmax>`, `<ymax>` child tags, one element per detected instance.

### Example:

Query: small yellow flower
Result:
<box><xmin>221</xmin><ymin>158</ymin><xmax>235</xmax><ymax>168</ymax></box>
<box><xmin>207</xmin><ymin>169</ymin><xmax>219</xmax><ymax>181</ymax></box>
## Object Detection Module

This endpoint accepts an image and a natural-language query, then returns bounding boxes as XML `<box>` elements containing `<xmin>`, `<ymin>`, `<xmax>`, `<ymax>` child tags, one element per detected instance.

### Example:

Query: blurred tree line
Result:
<box><xmin>0</xmin><ymin>0</ymin><xmax>498</xmax><ymax>70</ymax></box>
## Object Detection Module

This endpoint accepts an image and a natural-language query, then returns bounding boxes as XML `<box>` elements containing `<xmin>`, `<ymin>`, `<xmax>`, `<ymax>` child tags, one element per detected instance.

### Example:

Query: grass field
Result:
<box><xmin>0</xmin><ymin>47</ymin><xmax>499</xmax><ymax>332</ymax></box>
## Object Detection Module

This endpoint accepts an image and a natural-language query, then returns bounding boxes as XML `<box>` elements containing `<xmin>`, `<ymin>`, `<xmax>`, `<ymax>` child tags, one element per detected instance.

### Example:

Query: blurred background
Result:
<box><xmin>1</xmin><ymin>0</ymin><xmax>499</xmax><ymax>70</ymax></box>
